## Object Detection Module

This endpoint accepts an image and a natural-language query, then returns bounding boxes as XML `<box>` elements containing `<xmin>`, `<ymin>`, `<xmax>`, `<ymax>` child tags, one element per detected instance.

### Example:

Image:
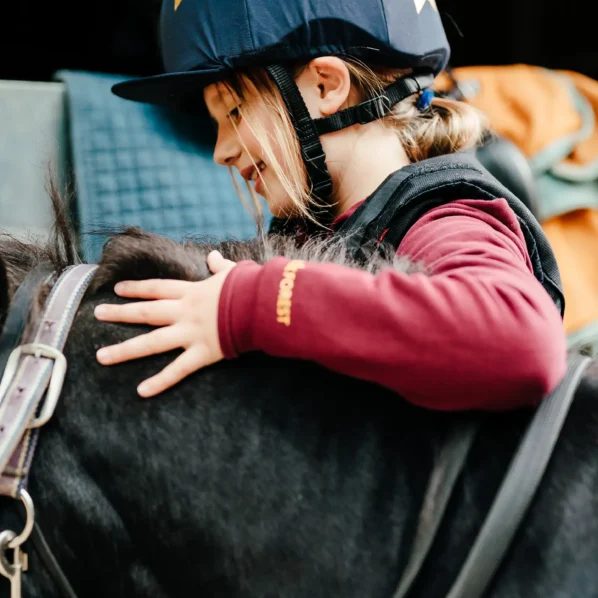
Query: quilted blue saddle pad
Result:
<box><xmin>55</xmin><ymin>70</ymin><xmax>262</xmax><ymax>261</ymax></box>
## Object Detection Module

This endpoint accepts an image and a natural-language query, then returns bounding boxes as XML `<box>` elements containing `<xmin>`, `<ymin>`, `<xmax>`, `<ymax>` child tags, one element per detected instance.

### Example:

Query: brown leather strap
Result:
<box><xmin>0</xmin><ymin>264</ymin><xmax>97</xmax><ymax>497</ymax></box>
<box><xmin>0</xmin><ymin>263</ymin><xmax>55</xmax><ymax>378</ymax></box>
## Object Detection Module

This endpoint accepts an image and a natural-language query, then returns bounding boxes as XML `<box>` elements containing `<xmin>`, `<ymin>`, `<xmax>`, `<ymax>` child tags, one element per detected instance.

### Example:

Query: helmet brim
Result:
<box><xmin>111</xmin><ymin>68</ymin><xmax>226</xmax><ymax>109</ymax></box>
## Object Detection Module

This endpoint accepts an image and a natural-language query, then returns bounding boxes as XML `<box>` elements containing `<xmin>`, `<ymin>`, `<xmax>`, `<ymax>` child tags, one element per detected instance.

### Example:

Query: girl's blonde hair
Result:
<box><xmin>222</xmin><ymin>58</ymin><xmax>489</xmax><ymax>224</ymax></box>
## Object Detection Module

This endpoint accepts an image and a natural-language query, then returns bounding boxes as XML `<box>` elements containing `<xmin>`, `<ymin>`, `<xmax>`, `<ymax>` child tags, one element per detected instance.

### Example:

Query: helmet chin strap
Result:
<box><xmin>266</xmin><ymin>64</ymin><xmax>333</xmax><ymax>220</ymax></box>
<box><xmin>266</xmin><ymin>64</ymin><xmax>434</xmax><ymax>221</ymax></box>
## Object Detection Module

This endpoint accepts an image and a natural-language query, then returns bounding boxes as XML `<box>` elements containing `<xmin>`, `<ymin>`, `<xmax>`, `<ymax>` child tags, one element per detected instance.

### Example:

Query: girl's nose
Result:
<box><xmin>213</xmin><ymin>131</ymin><xmax>242</xmax><ymax>167</ymax></box>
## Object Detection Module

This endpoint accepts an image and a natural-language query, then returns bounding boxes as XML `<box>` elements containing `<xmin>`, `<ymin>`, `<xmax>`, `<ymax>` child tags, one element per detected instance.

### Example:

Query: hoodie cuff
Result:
<box><xmin>217</xmin><ymin>260</ymin><xmax>263</xmax><ymax>358</ymax></box>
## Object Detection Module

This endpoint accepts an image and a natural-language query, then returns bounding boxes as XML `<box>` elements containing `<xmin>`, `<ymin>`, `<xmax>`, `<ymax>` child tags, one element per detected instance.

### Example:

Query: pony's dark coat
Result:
<box><xmin>0</xmin><ymin>188</ymin><xmax>596</xmax><ymax>598</ymax></box>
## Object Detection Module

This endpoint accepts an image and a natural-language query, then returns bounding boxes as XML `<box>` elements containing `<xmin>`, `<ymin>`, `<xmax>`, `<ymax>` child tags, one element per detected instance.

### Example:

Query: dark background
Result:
<box><xmin>0</xmin><ymin>0</ymin><xmax>595</xmax><ymax>83</ymax></box>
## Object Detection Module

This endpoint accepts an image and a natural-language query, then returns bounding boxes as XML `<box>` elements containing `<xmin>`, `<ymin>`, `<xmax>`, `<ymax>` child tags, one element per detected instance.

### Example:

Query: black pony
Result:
<box><xmin>0</xmin><ymin>190</ymin><xmax>596</xmax><ymax>598</ymax></box>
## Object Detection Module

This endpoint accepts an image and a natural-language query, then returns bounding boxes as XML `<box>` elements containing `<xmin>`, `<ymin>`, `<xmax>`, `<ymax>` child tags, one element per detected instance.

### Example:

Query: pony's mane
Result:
<box><xmin>90</xmin><ymin>228</ymin><xmax>422</xmax><ymax>293</ymax></box>
<box><xmin>0</xmin><ymin>177</ymin><xmax>424</xmax><ymax>335</ymax></box>
<box><xmin>0</xmin><ymin>176</ymin><xmax>77</xmax><ymax>297</ymax></box>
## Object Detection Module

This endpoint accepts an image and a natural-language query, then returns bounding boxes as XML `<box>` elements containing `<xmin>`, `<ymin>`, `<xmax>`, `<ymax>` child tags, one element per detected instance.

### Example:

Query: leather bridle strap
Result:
<box><xmin>0</xmin><ymin>263</ymin><xmax>55</xmax><ymax>380</ymax></box>
<box><xmin>0</xmin><ymin>264</ymin><xmax>96</xmax><ymax>598</ymax></box>
<box><xmin>0</xmin><ymin>264</ymin><xmax>97</xmax><ymax>497</ymax></box>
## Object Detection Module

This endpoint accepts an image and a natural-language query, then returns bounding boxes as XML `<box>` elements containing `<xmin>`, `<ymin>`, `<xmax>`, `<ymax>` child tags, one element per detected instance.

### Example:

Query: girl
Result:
<box><xmin>102</xmin><ymin>0</ymin><xmax>567</xmax><ymax>409</ymax></box>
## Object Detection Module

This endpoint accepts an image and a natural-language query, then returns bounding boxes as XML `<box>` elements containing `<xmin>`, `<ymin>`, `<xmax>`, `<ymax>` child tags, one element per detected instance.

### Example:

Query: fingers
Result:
<box><xmin>136</xmin><ymin>347</ymin><xmax>207</xmax><ymax>397</ymax></box>
<box><xmin>207</xmin><ymin>250</ymin><xmax>236</xmax><ymax>274</ymax></box>
<box><xmin>114</xmin><ymin>279</ymin><xmax>192</xmax><ymax>299</ymax></box>
<box><xmin>95</xmin><ymin>300</ymin><xmax>178</xmax><ymax>326</ymax></box>
<box><xmin>96</xmin><ymin>325</ymin><xmax>185</xmax><ymax>365</ymax></box>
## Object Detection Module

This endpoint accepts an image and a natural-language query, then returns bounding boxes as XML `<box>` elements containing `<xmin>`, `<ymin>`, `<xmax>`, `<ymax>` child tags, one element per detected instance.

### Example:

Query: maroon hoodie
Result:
<box><xmin>217</xmin><ymin>198</ymin><xmax>567</xmax><ymax>411</ymax></box>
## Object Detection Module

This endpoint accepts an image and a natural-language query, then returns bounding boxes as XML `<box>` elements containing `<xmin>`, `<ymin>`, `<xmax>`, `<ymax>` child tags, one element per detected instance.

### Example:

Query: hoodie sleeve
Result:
<box><xmin>217</xmin><ymin>198</ymin><xmax>567</xmax><ymax>411</ymax></box>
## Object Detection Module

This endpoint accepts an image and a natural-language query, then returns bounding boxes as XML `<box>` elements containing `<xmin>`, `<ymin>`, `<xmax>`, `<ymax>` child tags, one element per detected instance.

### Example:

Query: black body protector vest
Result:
<box><xmin>272</xmin><ymin>152</ymin><xmax>565</xmax><ymax>316</ymax></box>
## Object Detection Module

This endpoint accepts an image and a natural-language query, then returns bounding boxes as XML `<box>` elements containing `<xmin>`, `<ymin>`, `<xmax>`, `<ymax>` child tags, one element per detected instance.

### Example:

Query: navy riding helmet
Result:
<box><xmin>112</xmin><ymin>0</ymin><xmax>450</xmax><ymax>203</ymax></box>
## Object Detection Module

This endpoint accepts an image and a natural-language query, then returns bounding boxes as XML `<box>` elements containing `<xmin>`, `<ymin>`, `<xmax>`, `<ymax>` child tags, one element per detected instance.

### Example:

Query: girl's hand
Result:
<box><xmin>94</xmin><ymin>251</ymin><xmax>236</xmax><ymax>397</ymax></box>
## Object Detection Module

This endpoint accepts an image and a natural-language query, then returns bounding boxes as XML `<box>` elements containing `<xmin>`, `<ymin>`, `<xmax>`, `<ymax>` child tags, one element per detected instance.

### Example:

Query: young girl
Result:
<box><xmin>102</xmin><ymin>0</ymin><xmax>567</xmax><ymax>409</ymax></box>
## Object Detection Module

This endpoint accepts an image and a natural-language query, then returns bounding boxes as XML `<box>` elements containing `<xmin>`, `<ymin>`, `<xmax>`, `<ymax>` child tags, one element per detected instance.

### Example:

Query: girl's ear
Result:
<box><xmin>301</xmin><ymin>56</ymin><xmax>353</xmax><ymax>118</ymax></box>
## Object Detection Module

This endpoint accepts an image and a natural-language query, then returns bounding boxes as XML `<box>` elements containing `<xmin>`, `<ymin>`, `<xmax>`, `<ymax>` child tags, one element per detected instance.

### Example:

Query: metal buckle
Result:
<box><xmin>0</xmin><ymin>343</ymin><xmax>67</xmax><ymax>428</ymax></box>
<box><xmin>7</xmin><ymin>489</ymin><xmax>34</xmax><ymax>550</ymax></box>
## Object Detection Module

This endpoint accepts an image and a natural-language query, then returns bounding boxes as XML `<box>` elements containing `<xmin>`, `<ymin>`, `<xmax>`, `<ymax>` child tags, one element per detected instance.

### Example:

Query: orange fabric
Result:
<box><xmin>435</xmin><ymin>64</ymin><xmax>582</xmax><ymax>158</ymax></box>
<box><xmin>542</xmin><ymin>209</ymin><xmax>598</xmax><ymax>334</ymax></box>
<box><xmin>436</xmin><ymin>65</ymin><xmax>598</xmax><ymax>336</ymax></box>
<box><xmin>557</xmin><ymin>69</ymin><xmax>598</xmax><ymax>167</ymax></box>
<box><xmin>436</xmin><ymin>65</ymin><xmax>598</xmax><ymax>167</ymax></box>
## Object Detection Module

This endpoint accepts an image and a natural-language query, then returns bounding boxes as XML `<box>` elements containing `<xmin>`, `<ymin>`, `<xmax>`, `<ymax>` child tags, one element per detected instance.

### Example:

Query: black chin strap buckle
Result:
<box><xmin>302</xmin><ymin>143</ymin><xmax>333</xmax><ymax>198</ymax></box>
<box><xmin>356</xmin><ymin>95</ymin><xmax>393</xmax><ymax>124</ymax></box>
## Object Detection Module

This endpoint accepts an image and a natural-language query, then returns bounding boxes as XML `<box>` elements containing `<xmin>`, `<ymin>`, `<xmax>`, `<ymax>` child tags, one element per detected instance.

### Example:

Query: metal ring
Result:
<box><xmin>0</xmin><ymin>530</ymin><xmax>17</xmax><ymax>580</ymax></box>
<box><xmin>7</xmin><ymin>488</ymin><xmax>35</xmax><ymax>549</ymax></box>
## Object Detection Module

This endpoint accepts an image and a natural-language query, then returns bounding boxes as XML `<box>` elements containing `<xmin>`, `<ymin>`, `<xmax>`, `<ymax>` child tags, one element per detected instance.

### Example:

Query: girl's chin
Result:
<box><xmin>258</xmin><ymin>180</ymin><xmax>295</xmax><ymax>218</ymax></box>
<box><xmin>268</xmin><ymin>202</ymin><xmax>297</xmax><ymax>220</ymax></box>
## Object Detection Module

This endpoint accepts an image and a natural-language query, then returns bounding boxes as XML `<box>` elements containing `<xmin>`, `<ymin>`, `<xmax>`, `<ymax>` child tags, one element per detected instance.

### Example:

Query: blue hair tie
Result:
<box><xmin>416</xmin><ymin>88</ymin><xmax>435</xmax><ymax>111</ymax></box>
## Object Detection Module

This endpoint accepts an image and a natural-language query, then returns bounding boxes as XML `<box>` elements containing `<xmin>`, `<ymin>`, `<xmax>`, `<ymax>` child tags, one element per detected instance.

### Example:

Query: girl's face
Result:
<box><xmin>204</xmin><ymin>58</ymin><xmax>408</xmax><ymax>220</ymax></box>
<box><xmin>204</xmin><ymin>81</ymin><xmax>292</xmax><ymax>217</ymax></box>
